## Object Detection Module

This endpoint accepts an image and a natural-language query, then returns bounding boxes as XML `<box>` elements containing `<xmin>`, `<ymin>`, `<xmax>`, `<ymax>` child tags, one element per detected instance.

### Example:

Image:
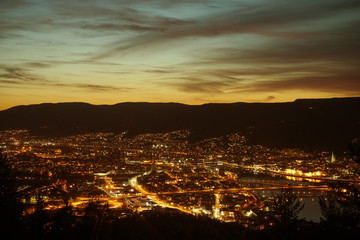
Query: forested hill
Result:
<box><xmin>0</xmin><ymin>97</ymin><xmax>359</xmax><ymax>152</ymax></box>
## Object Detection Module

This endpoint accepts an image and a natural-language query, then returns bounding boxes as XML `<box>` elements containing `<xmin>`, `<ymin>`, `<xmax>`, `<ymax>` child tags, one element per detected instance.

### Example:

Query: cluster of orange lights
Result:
<box><xmin>285</xmin><ymin>169</ymin><xmax>323</xmax><ymax>177</ymax></box>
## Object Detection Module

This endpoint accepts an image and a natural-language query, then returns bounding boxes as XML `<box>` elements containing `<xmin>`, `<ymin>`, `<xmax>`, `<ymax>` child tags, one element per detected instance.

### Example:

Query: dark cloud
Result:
<box><xmin>24</xmin><ymin>62</ymin><xmax>52</xmax><ymax>68</ymax></box>
<box><xmin>80</xmin><ymin>23</ymin><xmax>158</xmax><ymax>32</ymax></box>
<box><xmin>144</xmin><ymin>69</ymin><xmax>175</xmax><ymax>74</ymax></box>
<box><xmin>168</xmin><ymin>71</ymin><xmax>360</xmax><ymax>95</ymax></box>
<box><xmin>59</xmin><ymin>83</ymin><xmax>132</xmax><ymax>92</ymax></box>
<box><xmin>19</xmin><ymin>60</ymin><xmax>124</xmax><ymax>69</ymax></box>
<box><xmin>0</xmin><ymin>0</ymin><xmax>32</xmax><ymax>12</ymax></box>
<box><xmin>170</xmin><ymin>18</ymin><xmax>360</xmax><ymax>96</ymax></box>
<box><xmin>92</xmin><ymin>0</ymin><xmax>360</xmax><ymax>59</ymax></box>
<box><xmin>47</xmin><ymin>0</ymin><xmax>195</xmax><ymax>35</ymax></box>
<box><xmin>0</xmin><ymin>67</ymin><xmax>47</xmax><ymax>82</ymax></box>
<box><xmin>0</xmin><ymin>66</ymin><xmax>129</xmax><ymax>92</ymax></box>
<box><xmin>169</xmin><ymin>78</ymin><xmax>236</xmax><ymax>94</ymax></box>
<box><xmin>238</xmin><ymin>73</ymin><xmax>360</xmax><ymax>94</ymax></box>
<box><xmin>0</xmin><ymin>1</ymin><xmax>174</xmax><ymax>36</ymax></box>
<box><xmin>92</xmin><ymin>71</ymin><xmax>131</xmax><ymax>75</ymax></box>
<box><xmin>207</xmin><ymin>26</ymin><xmax>360</xmax><ymax>65</ymax></box>
<box><xmin>160</xmin><ymin>62</ymin><xmax>360</xmax><ymax>95</ymax></box>
<box><xmin>110</xmin><ymin>0</ymin><xmax>214</xmax><ymax>8</ymax></box>
<box><xmin>0</xmin><ymin>79</ymin><xmax>24</xmax><ymax>85</ymax></box>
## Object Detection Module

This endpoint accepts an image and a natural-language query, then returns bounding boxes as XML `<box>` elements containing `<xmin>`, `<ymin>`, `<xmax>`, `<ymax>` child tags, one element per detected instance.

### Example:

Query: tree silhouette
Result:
<box><xmin>273</xmin><ymin>187</ymin><xmax>304</xmax><ymax>226</ymax></box>
<box><xmin>319</xmin><ymin>181</ymin><xmax>360</xmax><ymax>231</ymax></box>
<box><xmin>26</xmin><ymin>192</ymin><xmax>51</xmax><ymax>239</ymax></box>
<box><xmin>81</xmin><ymin>199</ymin><xmax>114</xmax><ymax>240</ymax></box>
<box><xmin>347</xmin><ymin>139</ymin><xmax>360</xmax><ymax>164</ymax></box>
<box><xmin>0</xmin><ymin>151</ymin><xmax>24</xmax><ymax>238</ymax></box>
<box><xmin>48</xmin><ymin>195</ymin><xmax>75</xmax><ymax>239</ymax></box>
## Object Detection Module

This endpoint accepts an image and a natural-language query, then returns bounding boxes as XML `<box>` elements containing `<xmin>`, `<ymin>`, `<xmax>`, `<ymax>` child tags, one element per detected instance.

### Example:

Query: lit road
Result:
<box><xmin>62</xmin><ymin>183</ymin><xmax>329</xmax><ymax>219</ymax></box>
<box><xmin>59</xmin><ymin>168</ymin><xmax>331</xmax><ymax>220</ymax></box>
<box><xmin>70</xmin><ymin>184</ymin><xmax>328</xmax><ymax>201</ymax></box>
<box><xmin>142</xmin><ymin>185</ymin><xmax>329</xmax><ymax>196</ymax></box>
<box><xmin>127</xmin><ymin>170</ymin><xmax>329</xmax><ymax>218</ymax></box>
<box><xmin>96</xmin><ymin>186</ymin><xmax>117</xmax><ymax>198</ymax></box>
<box><xmin>129</xmin><ymin>172</ymin><xmax>194</xmax><ymax>214</ymax></box>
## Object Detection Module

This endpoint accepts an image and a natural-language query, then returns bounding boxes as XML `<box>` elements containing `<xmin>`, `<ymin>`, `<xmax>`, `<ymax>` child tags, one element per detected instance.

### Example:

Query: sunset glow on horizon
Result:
<box><xmin>1</xmin><ymin>0</ymin><xmax>359</xmax><ymax>110</ymax></box>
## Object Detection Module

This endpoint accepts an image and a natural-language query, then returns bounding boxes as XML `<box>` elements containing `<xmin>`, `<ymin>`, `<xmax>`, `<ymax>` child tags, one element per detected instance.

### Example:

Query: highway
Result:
<box><xmin>72</xmin><ymin>184</ymin><xmax>328</xmax><ymax>202</ymax></box>
<box><xmin>129</xmin><ymin>173</ymin><xmax>194</xmax><ymax>214</ymax></box>
<box><xmin>126</xmin><ymin>171</ymin><xmax>329</xmax><ymax>218</ymax></box>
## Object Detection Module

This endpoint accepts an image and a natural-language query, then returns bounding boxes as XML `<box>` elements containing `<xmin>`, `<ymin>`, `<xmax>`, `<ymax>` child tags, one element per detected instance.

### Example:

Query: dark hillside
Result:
<box><xmin>0</xmin><ymin>97</ymin><xmax>359</xmax><ymax>152</ymax></box>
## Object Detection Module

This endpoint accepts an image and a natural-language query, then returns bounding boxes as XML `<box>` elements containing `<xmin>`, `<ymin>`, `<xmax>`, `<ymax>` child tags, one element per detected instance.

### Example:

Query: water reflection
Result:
<box><xmin>300</xmin><ymin>198</ymin><xmax>322</xmax><ymax>222</ymax></box>
<box><xmin>239</xmin><ymin>172</ymin><xmax>325</xmax><ymax>222</ymax></box>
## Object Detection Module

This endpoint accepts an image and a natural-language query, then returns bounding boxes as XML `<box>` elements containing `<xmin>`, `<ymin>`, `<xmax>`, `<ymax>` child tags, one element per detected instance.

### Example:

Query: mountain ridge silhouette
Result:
<box><xmin>1</xmin><ymin>97</ymin><xmax>359</xmax><ymax>152</ymax></box>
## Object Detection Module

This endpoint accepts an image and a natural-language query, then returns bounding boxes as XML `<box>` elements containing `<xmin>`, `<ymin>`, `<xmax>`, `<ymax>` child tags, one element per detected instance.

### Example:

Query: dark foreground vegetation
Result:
<box><xmin>1</xmin><ymin>204</ymin><xmax>360</xmax><ymax>240</ymax></box>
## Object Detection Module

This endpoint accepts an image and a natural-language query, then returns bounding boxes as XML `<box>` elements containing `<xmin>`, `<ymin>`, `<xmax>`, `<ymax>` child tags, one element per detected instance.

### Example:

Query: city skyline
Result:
<box><xmin>1</xmin><ymin>0</ymin><xmax>360</xmax><ymax>110</ymax></box>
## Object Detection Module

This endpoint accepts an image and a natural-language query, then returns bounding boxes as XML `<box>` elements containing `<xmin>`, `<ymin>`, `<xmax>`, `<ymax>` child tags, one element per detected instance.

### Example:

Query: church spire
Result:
<box><xmin>331</xmin><ymin>151</ymin><xmax>336</xmax><ymax>163</ymax></box>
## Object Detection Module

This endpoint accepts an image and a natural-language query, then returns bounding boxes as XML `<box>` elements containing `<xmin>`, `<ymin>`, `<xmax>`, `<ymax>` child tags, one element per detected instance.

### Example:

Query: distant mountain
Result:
<box><xmin>1</xmin><ymin>97</ymin><xmax>360</xmax><ymax>152</ymax></box>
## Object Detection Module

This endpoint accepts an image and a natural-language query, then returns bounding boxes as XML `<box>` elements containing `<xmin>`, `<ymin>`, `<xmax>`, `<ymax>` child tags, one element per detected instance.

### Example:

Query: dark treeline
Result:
<box><xmin>2</xmin><ymin>200</ymin><xmax>360</xmax><ymax>240</ymax></box>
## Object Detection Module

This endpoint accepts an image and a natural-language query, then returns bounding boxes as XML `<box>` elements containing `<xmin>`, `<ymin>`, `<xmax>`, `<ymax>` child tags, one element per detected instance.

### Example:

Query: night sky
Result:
<box><xmin>1</xmin><ymin>0</ymin><xmax>359</xmax><ymax>110</ymax></box>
